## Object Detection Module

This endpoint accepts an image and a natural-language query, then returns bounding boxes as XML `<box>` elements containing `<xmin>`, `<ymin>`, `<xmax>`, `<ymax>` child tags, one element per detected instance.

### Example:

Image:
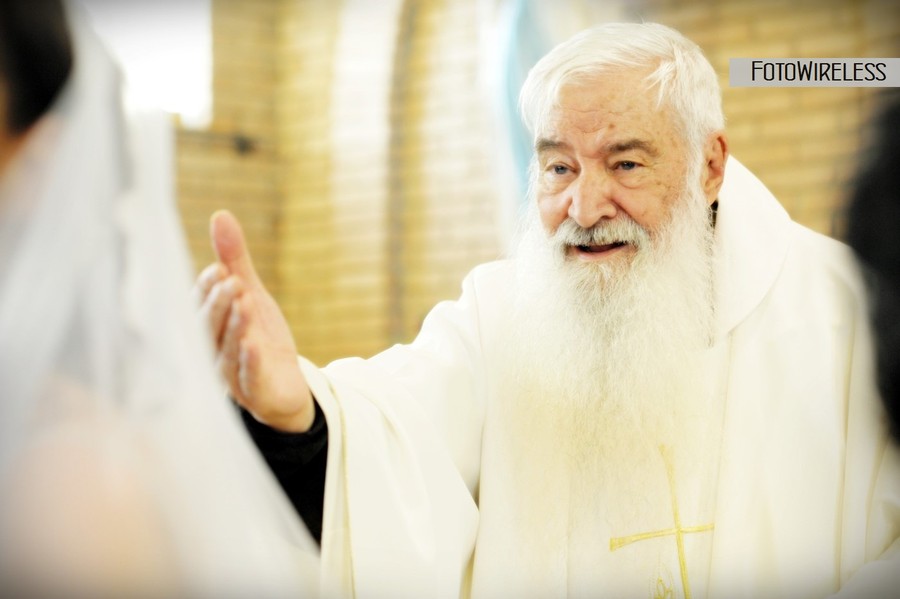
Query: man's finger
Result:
<box><xmin>192</xmin><ymin>262</ymin><xmax>227</xmax><ymax>306</ymax></box>
<box><xmin>203</xmin><ymin>276</ymin><xmax>242</xmax><ymax>349</ymax></box>
<box><xmin>220</xmin><ymin>297</ymin><xmax>249</xmax><ymax>403</ymax></box>
<box><xmin>238</xmin><ymin>339</ymin><xmax>261</xmax><ymax>406</ymax></box>
<box><xmin>210</xmin><ymin>210</ymin><xmax>262</xmax><ymax>288</ymax></box>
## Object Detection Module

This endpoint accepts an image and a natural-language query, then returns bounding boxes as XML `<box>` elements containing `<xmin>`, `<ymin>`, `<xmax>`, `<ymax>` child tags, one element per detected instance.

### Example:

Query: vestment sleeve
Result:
<box><xmin>295</xmin><ymin>263</ymin><xmax>503</xmax><ymax>599</ymax></box>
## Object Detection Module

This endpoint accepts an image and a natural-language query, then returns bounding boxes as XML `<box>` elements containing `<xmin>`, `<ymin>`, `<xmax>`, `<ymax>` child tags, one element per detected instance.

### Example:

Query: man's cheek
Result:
<box><xmin>539</xmin><ymin>195</ymin><xmax>572</xmax><ymax>229</ymax></box>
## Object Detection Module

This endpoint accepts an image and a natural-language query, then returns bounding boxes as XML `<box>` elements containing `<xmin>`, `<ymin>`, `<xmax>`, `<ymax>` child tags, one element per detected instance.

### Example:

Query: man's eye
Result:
<box><xmin>617</xmin><ymin>161</ymin><xmax>637</xmax><ymax>171</ymax></box>
<box><xmin>552</xmin><ymin>164</ymin><xmax>570</xmax><ymax>175</ymax></box>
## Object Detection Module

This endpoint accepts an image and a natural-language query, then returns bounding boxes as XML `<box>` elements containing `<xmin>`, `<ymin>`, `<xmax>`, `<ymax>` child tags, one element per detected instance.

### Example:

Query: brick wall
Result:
<box><xmin>272</xmin><ymin>0</ymin><xmax>343</xmax><ymax>362</ymax></box>
<box><xmin>177</xmin><ymin>0</ymin><xmax>282</xmax><ymax>297</ymax></box>
<box><xmin>632</xmin><ymin>0</ymin><xmax>900</xmax><ymax>235</ymax></box>
<box><xmin>178</xmin><ymin>0</ymin><xmax>504</xmax><ymax>364</ymax></box>
<box><xmin>387</xmin><ymin>0</ymin><xmax>501</xmax><ymax>345</ymax></box>
<box><xmin>277</xmin><ymin>0</ymin><xmax>503</xmax><ymax>361</ymax></box>
<box><xmin>177</xmin><ymin>0</ymin><xmax>900</xmax><ymax>364</ymax></box>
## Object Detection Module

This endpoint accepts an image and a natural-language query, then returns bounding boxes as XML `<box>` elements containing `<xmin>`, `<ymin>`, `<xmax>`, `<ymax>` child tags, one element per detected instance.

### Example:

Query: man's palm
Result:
<box><xmin>203</xmin><ymin>211</ymin><xmax>314</xmax><ymax>432</ymax></box>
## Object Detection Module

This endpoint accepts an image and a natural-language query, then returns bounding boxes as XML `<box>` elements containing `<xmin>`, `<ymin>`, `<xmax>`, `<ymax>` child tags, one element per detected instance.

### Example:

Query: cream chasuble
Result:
<box><xmin>595</xmin><ymin>347</ymin><xmax>730</xmax><ymax>599</ymax></box>
<box><xmin>301</xmin><ymin>158</ymin><xmax>900</xmax><ymax>599</ymax></box>
<box><xmin>469</xmin><ymin>339</ymin><xmax>731</xmax><ymax>599</ymax></box>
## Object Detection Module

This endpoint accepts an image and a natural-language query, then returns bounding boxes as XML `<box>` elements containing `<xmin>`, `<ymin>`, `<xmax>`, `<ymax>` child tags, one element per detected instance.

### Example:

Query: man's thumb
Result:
<box><xmin>210</xmin><ymin>210</ymin><xmax>261</xmax><ymax>285</ymax></box>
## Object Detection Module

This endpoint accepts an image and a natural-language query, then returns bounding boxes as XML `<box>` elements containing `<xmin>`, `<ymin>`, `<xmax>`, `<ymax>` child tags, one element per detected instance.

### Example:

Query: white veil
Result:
<box><xmin>0</xmin><ymin>2</ymin><xmax>319</xmax><ymax>597</ymax></box>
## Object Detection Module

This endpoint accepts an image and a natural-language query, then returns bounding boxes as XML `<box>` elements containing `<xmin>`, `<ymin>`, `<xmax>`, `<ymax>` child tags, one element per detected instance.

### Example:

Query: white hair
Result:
<box><xmin>519</xmin><ymin>22</ymin><xmax>725</xmax><ymax>154</ymax></box>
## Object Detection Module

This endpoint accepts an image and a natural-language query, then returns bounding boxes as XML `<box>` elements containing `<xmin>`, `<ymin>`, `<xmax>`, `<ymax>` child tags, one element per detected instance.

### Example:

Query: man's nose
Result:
<box><xmin>567</xmin><ymin>169</ymin><xmax>618</xmax><ymax>228</ymax></box>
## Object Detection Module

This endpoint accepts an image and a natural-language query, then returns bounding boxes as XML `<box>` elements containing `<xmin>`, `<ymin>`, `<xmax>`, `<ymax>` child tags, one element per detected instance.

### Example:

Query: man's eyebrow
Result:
<box><xmin>605</xmin><ymin>139</ymin><xmax>659</xmax><ymax>156</ymax></box>
<box><xmin>534</xmin><ymin>138</ymin><xmax>569</xmax><ymax>154</ymax></box>
<box><xmin>534</xmin><ymin>138</ymin><xmax>659</xmax><ymax>157</ymax></box>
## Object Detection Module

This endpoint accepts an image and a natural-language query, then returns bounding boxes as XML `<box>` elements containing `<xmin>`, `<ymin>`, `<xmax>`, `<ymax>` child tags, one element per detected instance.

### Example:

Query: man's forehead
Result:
<box><xmin>557</xmin><ymin>68</ymin><xmax>657</xmax><ymax>108</ymax></box>
<box><xmin>533</xmin><ymin>79</ymin><xmax>678</xmax><ymax>156</ymax></box>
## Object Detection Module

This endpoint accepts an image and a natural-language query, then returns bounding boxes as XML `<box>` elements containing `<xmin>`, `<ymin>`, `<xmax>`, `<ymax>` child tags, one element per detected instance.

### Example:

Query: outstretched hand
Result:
<box><xmin>194</xmin><ymin>210</ymin><xmax>314</xmax><ymax>433</ymax></box>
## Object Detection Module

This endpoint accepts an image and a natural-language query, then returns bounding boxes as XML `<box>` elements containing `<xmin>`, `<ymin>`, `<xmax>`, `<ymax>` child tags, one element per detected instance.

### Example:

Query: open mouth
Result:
<box><xmin>575</xmin><ymin>241</ymin><xmax>628</xmax><ymax>254</ymax></box>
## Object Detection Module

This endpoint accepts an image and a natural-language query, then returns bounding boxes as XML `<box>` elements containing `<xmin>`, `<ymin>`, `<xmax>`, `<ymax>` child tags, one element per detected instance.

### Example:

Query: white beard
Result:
<box><xmin>507</xmin><ymin>176</ymin><xmax>716</xmax><ymax>454</ymax></box>
<box><xmin>492</xmin><ymin>178</ymin><xmax>722</xmax><ymax>593</ymax></box>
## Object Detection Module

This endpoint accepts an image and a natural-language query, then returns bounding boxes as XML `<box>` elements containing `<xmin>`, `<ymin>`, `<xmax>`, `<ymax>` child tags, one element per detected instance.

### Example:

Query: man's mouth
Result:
<box><xmin>566</xmin><ymin>240</ymin><xmax>631</xmax><ymax>262</ymax></box>
<box><xmin>574</xmin><ymin>241</ymin><xmax>628</xmax><ymax>254</ymax></box>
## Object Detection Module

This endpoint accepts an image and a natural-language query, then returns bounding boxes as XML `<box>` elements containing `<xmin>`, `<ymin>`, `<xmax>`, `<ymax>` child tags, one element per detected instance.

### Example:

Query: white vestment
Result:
<box><xmin>302</xmin><ymin>158</ymin><xmax>900</xmax><ymax>599</ymax></box>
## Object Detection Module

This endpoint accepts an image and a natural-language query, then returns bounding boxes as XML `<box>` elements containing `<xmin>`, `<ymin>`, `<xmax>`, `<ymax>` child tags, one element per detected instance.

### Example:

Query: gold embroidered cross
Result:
<box><xmin>608</xmin><ymin>445</ymin><xmax>714</xmax><ymax>599</ymax></box>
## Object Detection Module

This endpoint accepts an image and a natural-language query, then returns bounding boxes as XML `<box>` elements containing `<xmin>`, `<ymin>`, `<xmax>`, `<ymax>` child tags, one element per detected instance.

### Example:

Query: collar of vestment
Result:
<box><xmin>712</xmin><ymin>157</ymin><xmax>793</xmax><ymax>342</ymax></box>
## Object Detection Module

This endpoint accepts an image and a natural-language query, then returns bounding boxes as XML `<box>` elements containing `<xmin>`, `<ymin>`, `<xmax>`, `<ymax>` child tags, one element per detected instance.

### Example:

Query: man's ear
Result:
<box><xmin>701</xmin><ymin>132</ymin><xmax>728</xmax><ymax>206</ymax></box>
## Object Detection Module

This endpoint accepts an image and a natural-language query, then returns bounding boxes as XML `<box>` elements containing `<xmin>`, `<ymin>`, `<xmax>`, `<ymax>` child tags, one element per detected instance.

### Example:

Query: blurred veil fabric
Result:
<box><xmin>0</xmin><ymin>2</ymin><xmax>318</xmax><ymax>596</ymax></box>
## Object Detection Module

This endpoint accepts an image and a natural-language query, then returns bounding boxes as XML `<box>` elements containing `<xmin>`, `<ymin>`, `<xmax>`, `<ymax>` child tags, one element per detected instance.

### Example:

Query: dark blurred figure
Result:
<box><xmin>0</xmin><ymin>0</ymin><xmax>73</xmax><ymax>133</ymax></box>
<box><xmin>847</xmin><ymin>92</ymin><xmax>900</xmax><ymax>438</ymax></box>
<box><xmin>0</xmin><ymin>0</ymin><xmax>72</xmax><ymax>174</ymax></box>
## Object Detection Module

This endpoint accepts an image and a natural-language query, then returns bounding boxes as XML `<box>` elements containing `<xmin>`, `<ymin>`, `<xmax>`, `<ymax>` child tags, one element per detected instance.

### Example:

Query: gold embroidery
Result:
<box><xmin>609</xmin><ymin>445</ymin><xmax>714</xmax><ymax>599</ymax></box>
<box><xmin>653</xmin><ymin>575</ymin><xmax>675</xmax><ymax>599</ymax></box>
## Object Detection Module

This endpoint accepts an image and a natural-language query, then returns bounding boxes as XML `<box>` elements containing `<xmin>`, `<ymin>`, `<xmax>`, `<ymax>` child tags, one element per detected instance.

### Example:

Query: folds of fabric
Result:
<box><xmin>0</xmin><ymin>3</ymin><xmax>319</xmax><ymax>596</ymax></box>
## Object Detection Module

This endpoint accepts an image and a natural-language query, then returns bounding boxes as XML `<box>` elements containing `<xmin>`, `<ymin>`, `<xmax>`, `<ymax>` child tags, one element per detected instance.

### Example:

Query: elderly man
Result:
<box><xmin>198</xmin><ymin>23</ymin><xmax>899</xmax><ymax>598</ymax></box>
